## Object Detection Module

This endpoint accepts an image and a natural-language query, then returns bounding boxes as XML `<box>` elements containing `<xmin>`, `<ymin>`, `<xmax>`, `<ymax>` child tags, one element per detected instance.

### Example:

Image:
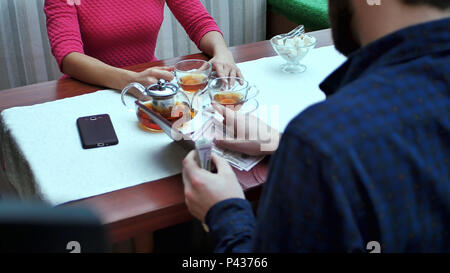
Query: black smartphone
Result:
<box><xmin>76</xmin><ymin>114</ymin><xmax>119</xmax><ymax>149</ymax></box>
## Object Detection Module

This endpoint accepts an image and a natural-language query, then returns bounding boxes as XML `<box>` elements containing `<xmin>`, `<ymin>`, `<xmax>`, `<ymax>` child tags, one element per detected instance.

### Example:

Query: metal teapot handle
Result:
<box><xmin>121</xmin><ymin>82</ymin><xmax>146</xmax><ymax>112</ymax></box>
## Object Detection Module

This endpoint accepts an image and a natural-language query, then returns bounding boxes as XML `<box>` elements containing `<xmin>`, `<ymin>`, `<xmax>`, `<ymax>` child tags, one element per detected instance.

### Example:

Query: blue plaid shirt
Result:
<box><xmin>205</xmin><ymin>18</ymin><xmax>450</xmax><ymax>253</ymax></box>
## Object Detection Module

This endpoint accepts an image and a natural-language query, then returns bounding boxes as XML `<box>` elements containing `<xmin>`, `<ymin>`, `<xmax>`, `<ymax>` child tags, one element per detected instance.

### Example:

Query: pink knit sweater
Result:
<box><xmin>44</xmin><ymin>0</ymin><xmax>221</xmax><ymax>70</ymax></box>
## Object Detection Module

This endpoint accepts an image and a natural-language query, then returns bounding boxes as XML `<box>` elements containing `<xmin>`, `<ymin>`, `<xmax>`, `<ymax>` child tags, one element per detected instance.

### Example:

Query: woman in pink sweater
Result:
<box><xmin>44</xmin><ymin>0</ymin><xmax>242</xmax><ymax>90</ymax></box>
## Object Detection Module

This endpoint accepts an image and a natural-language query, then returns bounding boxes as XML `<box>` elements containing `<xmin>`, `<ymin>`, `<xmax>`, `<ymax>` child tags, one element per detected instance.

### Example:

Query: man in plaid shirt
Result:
<box><xmin>182</xmin><ymin>0</ymin><xmax>450</xmax><ymax>252</ymax></box>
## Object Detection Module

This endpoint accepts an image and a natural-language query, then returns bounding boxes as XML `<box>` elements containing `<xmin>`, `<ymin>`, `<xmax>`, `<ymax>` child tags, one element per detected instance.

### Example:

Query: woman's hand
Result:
<box><xmin>119</xmin><ymin>66</ymin><xmax>175</xmax><ymax>98</ymax></box>
<box><xmin>199</xmin><ymin>31</ymin><xmax>243</xmax><ymax>79</ymax></box>
<box><xmin>130</xmin><ymin>66</ymin><xmax>175</xmax><ymax>87</ymax></box>
<box><xmin>209</xmin><ymin>49</ymin><xmax>243</xmax><ymax>79</ymax></box>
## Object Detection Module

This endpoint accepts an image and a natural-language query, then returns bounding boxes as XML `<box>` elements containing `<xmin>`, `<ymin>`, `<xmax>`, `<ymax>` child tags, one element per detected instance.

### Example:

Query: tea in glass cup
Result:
<box><xmin>175</xmin><ymin>59</ymin><xmax>212</xmax><ymax>94</ymax></box>
<box><xmin>208</xmin><ymin>77</ymin><xmax>259</xmax><ymax>112</ymax></box>
<box><xmin>136</xmin><ymin>101</ymin><xmax>191</xmax><ymax>132</ymax></box>
<box><xmin>213</xmin><ymin>93</ymin><xmax>244</xmax><ymax>107</ymax></box>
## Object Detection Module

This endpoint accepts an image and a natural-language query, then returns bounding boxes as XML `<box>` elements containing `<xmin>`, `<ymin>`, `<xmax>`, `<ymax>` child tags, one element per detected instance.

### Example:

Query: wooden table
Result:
<box><xmin>0</xmin><ymin>29</ymin><xmax>333</xmax><ymax>246</ymax></box>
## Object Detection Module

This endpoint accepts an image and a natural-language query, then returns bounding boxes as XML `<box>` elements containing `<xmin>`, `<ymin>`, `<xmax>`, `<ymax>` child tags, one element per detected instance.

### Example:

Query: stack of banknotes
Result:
<box><xmin>180</xmin><ymin>108</ymin><xmax>265</xmax><ymax>172</ymax></box>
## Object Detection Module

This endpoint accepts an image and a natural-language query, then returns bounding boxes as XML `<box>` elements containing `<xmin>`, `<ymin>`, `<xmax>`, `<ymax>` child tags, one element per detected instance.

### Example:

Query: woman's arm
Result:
<box><xmin>62</xmin><ymin>53</ymin><xmax>174</xmax><ymax>91</ymax></box>
<box><xmin>44</xmin><ymin>0</ymin><xmax>173</xmax><ymax>92</ymax></box>
<box><xmin>167</xmin><ymin>0</ymin><xmax>242</xmax><ymax>78</ymax></box>
<box><xmin>199</xmin><ymin>31</ymin><xmax>243</xmax><ymax>79</ymax></box>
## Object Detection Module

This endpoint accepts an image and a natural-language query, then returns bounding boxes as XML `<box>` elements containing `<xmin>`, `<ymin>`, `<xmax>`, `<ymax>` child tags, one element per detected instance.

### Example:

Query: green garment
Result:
<box><xmin>268</xmin><ymin>0</ymin><xmax>330</xmax><ymax>31</ymax></box>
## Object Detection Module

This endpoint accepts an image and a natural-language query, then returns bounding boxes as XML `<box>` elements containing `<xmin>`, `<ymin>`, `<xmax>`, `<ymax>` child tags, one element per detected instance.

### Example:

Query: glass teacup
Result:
<box><xmin>207</xmin><ymin>77</ymin><xmax>259</xmax><ymax>113</ymax></box>
<box><xmin>174</xmin><ymin>59</ymin><xmax>212</xmax><ymax>94</ymax></box>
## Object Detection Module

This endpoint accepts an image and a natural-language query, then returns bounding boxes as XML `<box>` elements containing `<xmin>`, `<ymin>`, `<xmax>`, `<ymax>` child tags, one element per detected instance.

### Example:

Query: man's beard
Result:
<box><xmin>328</xmin><ymin>0</ymin><xmax>362</xmax><ymax>56</ymax></box>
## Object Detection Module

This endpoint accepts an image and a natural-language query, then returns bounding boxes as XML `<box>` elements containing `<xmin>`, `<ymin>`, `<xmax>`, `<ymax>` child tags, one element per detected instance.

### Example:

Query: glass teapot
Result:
<box><xmin>121</xmin><ymin>80</ymin><xmax>192</xmax><ymax>132</ymax></box>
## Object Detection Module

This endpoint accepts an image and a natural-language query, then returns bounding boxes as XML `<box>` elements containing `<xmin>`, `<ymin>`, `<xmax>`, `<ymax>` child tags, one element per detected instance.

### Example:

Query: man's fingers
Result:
<box><xmin>213</xmin><ymin>103</ymin><xmax>238</xmax><ymax>123</ymax></box>
<box><xmin>212</xmin><ymin>103</ymin><xmax>226</xmax><ymax>116</ymax></box>
<box><xmin>211</xmin><ymin>154</ymin><xmax>234</xmax><ymax>175</ymax></box>
<box><xmin>182</xmin><ymin>151</ymin><xmax>201</xmax><ymax>186</ymax></box>
<box><xmin>213</xmin><ymin>103</ymin><xmax>241</xmax><ymax>137</ymax></box>
<box><xmin>214</xmin><ymin>140</ymin><xmax>259</xmax><ymax>156</ymax></box>
<box><xmin>214</xmin><ymin>121</ymin><xmax>237</xmax><ymax>141</ymax></box>
<box><xmin>182</xmin><ymin>150</ymin><xmax>216</xmax><ymax>188</ymax></box>
<box><xmin>182</xmin><ymin>167</ymin><xmax>192</xmax><ymax>192</ymax></box>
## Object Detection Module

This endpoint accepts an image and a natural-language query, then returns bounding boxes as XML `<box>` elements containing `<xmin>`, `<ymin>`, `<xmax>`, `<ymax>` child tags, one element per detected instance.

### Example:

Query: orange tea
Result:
<box><xmin>178</xmin><ymin>74</ymin><xmax>208</xmax><ymax>93</ymax></box>
<box><xmin>137</xmin><ymin>102</ymin><xmax>193</xmax><ymax>132</ymax></box>
<box><xmin>214</xmin><ymin>93</ymin><xmax>244</xmax><ymax>107</ymax></box>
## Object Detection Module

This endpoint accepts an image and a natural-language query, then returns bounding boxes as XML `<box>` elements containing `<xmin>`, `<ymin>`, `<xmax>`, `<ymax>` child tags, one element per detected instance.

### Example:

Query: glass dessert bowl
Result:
<box><xmin>270</xmin><ymin>33</ymin><xmax>317</xmax><ymax>74</ymax></box>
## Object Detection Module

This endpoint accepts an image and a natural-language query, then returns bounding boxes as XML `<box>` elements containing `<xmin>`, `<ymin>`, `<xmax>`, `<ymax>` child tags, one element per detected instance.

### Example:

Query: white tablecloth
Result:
<box><xmin>238</xmin><ymin>46</ymin><xmax>346</xmax><ymax>131</ymax></box>
<box><xmin>0</xmin><ymin>45</ymin><xmax>346</xmax><ymax>205</ymax></box>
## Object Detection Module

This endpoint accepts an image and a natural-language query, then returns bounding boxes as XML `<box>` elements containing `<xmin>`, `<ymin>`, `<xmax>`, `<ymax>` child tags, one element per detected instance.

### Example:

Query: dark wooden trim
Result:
<box><xmin>267</xmin><ymin>9</ymin><xmax>300</xmax><ymax>40</ymax></box>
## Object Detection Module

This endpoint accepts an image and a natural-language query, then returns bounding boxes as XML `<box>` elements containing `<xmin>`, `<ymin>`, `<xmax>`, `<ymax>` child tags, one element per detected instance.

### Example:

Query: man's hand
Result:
<box><xmin>182</xmin><ymin>151</ymin><xmax>245</xmax><ymax>222</ymax></box>
<box><xmin>213</xmin><ymin>104</ymin><xmax>281</xmax><ymax>156</ymax></box>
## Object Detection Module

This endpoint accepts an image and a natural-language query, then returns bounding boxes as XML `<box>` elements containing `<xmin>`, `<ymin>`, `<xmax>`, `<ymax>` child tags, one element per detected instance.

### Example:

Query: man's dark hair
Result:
<box><xmin>403</xmin><ymin>0</ymin><xmax>450</xmax><ymax>9</ymax></box>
